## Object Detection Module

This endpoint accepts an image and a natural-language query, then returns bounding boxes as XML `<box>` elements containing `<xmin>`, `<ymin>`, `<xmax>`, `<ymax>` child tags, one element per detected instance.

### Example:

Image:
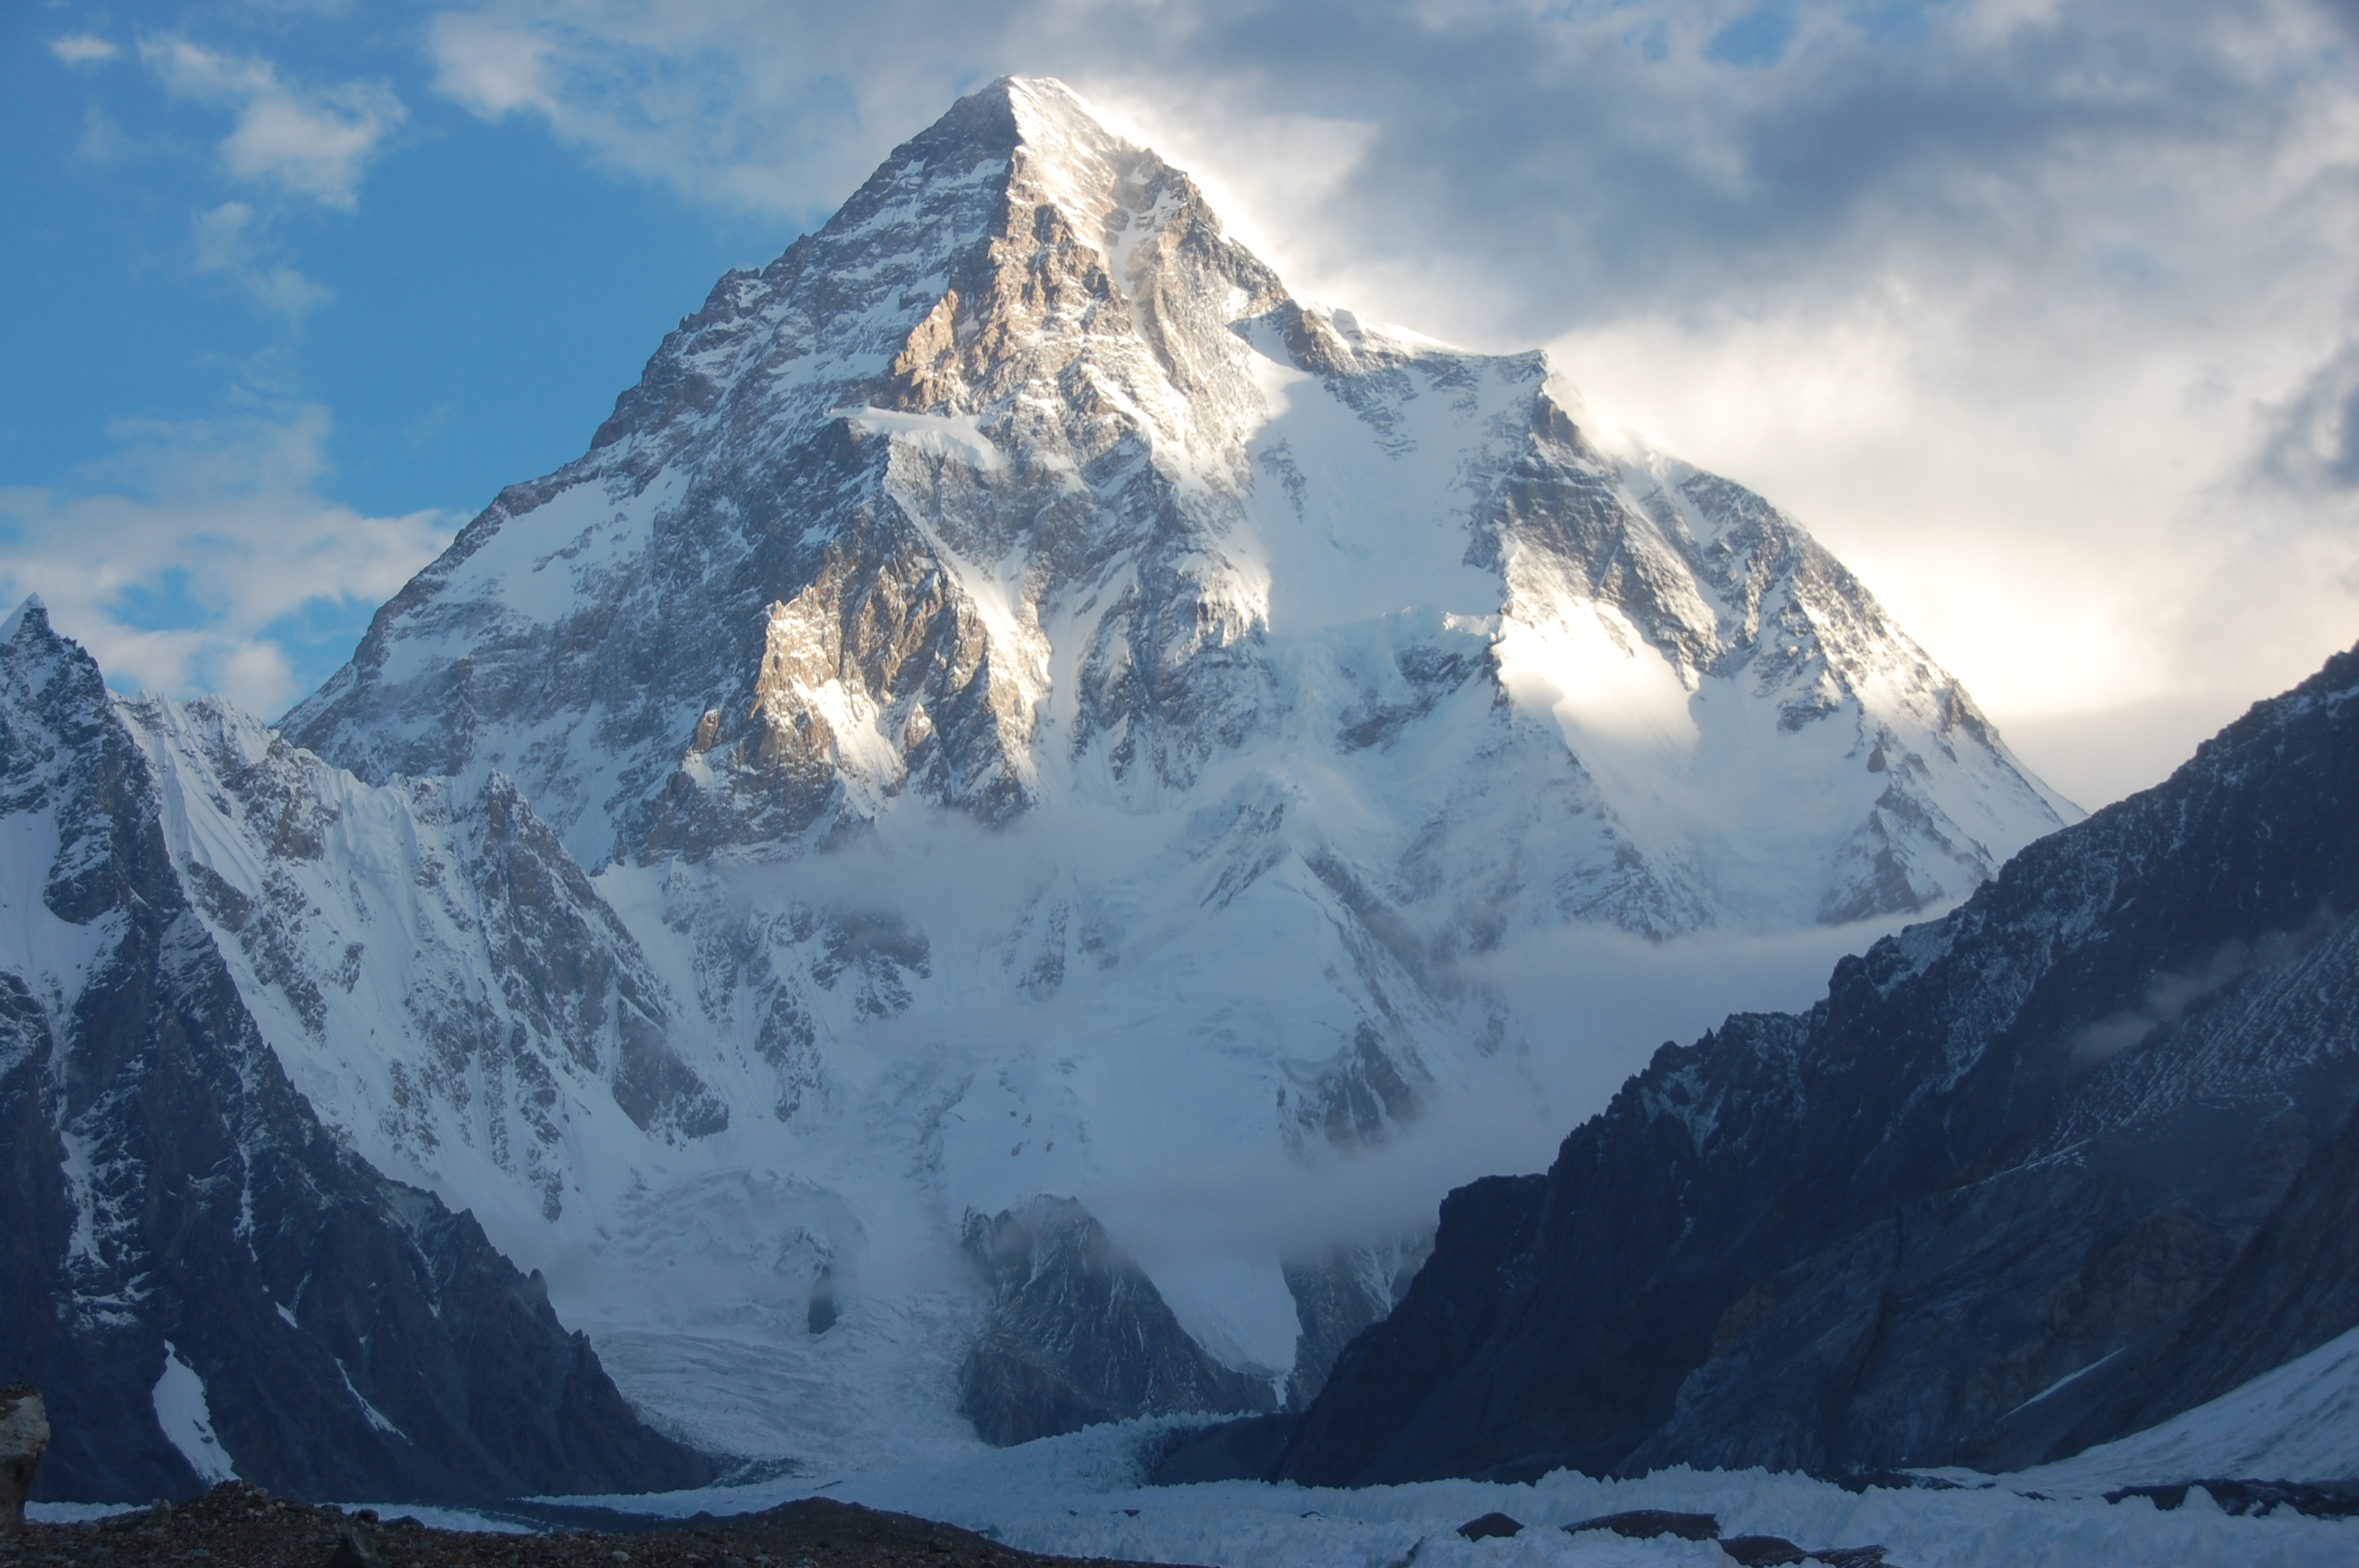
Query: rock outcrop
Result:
<box><xmin>958</xmin><ymin>1198</ymin><xmax>1273</xmax><ymax>1445</ymax></box>
<box><xmin>0</xmin><ymin>1385</ymin><xmax>45</xmax><ymax>1528</ymax></box>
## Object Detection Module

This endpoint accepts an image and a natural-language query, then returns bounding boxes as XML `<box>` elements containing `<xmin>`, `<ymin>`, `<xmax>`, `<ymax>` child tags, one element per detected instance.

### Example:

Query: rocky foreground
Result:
<box><xmin>0</xmin><ymin>1486</ymin><xmax>1186</xmax><ymax>1568</ymax></box>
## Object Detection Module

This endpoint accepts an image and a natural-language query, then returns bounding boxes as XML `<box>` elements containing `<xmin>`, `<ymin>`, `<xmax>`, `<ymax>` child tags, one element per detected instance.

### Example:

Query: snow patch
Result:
<box><xmin>837</xmin><ymin>407</ymin><xmax>1008</xmax><ymax>474</ymax></box>
<box><xmin>1495</xmin><ymin>565</ymin><xmax>1701</xmax><ymax>786</ymax></box>
<box><xmin>153</xmin><ymin>1341</ymin><xmax>238</xmax><ymax>1486</ymax></box>
<box><xmin>335</xmin><ymin>1358</ymin><xmax>404</xmax><ymax>1437</ymax></box>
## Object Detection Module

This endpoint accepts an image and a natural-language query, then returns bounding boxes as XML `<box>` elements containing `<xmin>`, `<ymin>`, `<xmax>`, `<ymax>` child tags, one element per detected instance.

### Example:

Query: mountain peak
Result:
<box><xmin>998</xmin><ymin>74</ymin><xmax>1118</xmax><ymax>142</ymax></box>
<box><xmin>236</xmin><ymin>76</ymin><xmax>2080</xmax><ymax>1467</ymax></box>
<box><xmin>1</xmin><ymin>593</ymin><xmax>49</xmax><ymax>646</ymax></box>
<box><xmin>915</xmin><ymin>74</ymin><xmax>1140</xmax><ymax>168</ymax></box>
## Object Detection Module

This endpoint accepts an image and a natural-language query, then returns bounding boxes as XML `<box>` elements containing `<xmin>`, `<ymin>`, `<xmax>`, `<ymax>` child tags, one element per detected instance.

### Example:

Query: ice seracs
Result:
<box><xmin>130</xmin><ymin>76</ymin><xmax>2073</xmax><ymax>1464</ymax></box>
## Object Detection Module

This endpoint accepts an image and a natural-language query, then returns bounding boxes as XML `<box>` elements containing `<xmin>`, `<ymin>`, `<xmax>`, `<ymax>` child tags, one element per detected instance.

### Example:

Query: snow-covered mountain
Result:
<box><xmin>85</xmin><ymin>77</ymin><xmax>2072</xmax><ymax>1472</ymax></box>
<box><xmin>0</xmin><ymin>602</ymin><xmax>708</xmax><ymax>1503</ymax></box>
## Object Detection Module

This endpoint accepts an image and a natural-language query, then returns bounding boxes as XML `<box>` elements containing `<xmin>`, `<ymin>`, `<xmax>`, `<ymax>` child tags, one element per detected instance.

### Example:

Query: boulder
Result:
<box><xmin>1565</xmin><ymin>1508</ymin><xmax>1718</xmax><ymax>1541</ymax></box>
<box><xmin>1456</xmin><ymin>1512</ymin><xmax>1521</xmax><ymax>1539</ymax></box>
<box><xmin>0</xmin><ymin>1385</ymin><xmax>47</xmax><ymax>1530</ymax></box>
<box><xmin>1718</xmin><ymin>1539</ymin><xmax>1808</xmax><ymax>1567</ymax></box>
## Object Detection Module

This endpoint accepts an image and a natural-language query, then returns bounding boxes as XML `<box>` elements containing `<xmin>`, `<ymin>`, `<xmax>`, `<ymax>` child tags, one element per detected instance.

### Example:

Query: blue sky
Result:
<box><xmin>3</xmin><ymin>3</ymin><xmax>804</xmax><ymax>710</ymax></box>
<box><xmin>4</xmin><ymin>0</ymin><xmax>2355</xmax><ymax>805</ymax></box>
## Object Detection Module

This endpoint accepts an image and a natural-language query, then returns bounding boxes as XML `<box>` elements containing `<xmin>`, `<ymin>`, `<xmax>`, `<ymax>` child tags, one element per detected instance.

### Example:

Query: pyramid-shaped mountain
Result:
<box><xmin>102</xmin><ymin>78</ymin><xmax>2075</xmax><ymax>1469</ymax></box>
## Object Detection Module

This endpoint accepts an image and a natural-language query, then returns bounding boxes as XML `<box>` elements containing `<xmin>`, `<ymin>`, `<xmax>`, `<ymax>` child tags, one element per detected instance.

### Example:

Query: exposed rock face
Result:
<box><xmin>957</xmin><ymin>1198</ymin><xmax>1273</xmax><ymax>1445</ymax></box>
<box><xmin>1281</xmin><ymin>641</ymin><xmax>2359</xmax><ymax>1485</ymax></box>
<box><xmin>0</xmin><ymin>604</ymin><xmax>712</xmax><ymax>1503</ymax></box>
<box><xmin>68</xmin><ymin>77</ymin><xmax>2074</xmax><ymax>1462</ymax></box>
<box><xmin>1280</xmin><ymin>1240</ymin><xmax>1427</xmax><ymax>1408</ymax></box>
<box><xmin>2010</xmin><ymin>1078</ymin><xmax>2359</xmax><ymax>1468</ymax></box>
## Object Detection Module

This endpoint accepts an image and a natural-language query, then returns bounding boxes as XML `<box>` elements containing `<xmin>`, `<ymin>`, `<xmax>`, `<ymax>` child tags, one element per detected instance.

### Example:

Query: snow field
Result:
<box><xmin>539</xmin><ymin>1417</ymin><xmax>2359</xmax><ymax>1568</ymax></box>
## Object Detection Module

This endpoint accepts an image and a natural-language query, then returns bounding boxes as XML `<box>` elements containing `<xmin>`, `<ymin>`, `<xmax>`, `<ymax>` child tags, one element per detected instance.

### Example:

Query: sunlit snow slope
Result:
<box><xmin>129</xmin><ymin>77</ymin><xmax>2072</xmax><ymax>1465</ymax></box>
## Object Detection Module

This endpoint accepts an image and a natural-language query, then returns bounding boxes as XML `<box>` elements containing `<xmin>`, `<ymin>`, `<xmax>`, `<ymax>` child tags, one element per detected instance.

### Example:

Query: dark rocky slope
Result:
<box><xmin>0</xmin><ymin>604</ymin><xmax>712</xmax><ymax>1503</ymax></box>
<box><xmin>1281</xmin><ymin>641</ymin><xmax>2359</xmax><ymax>1485</ymax></box>
<box><xmin>958</xmin><ymin>1197</ymin><xmax>1272</xmax><ymax>1445</ymax></box>
<box><xmin>0</xmin><ymin>1486</ymin><xmax>1189</xmax><ymax>1568</ymax></box>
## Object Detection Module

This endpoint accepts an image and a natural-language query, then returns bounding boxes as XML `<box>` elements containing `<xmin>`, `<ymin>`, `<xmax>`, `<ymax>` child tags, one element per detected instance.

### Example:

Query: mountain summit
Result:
<box><xmin>287</xmin><ymin>75</ymin><xmax>2068</xmax><ymax>917</ymax></box>
<box><xmin>116</xmin><ymin>78</ymin><xmax>2072</xmax><ymax>1467</ymax></box>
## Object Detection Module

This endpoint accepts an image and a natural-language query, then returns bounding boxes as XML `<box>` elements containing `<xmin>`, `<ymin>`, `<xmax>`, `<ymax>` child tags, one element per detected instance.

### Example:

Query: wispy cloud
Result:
<box><xmin>50</xmin><ymin>34</ymin><xmax>122</xmax><ymax>67</ymax></box>
<box><xmin>191</xmin><ymin>201</ymin><xmax>334</xmax><ymax>320</ymax></box>
<box><xmin>0</xmin><ymin>405</ymin><xmax>450</xmax><ymax>718</ymax></box>
<box><xmin>72</xmin><ymin>102</ymin><xmax>133</xmax><ymax>168</ymax></box>
<box><xmin>140</xmin><ymin>34</ymin><xmax>405</xmax><ymax>209</ymax></box>
<box><xmin>2254</xmin><ymin>336</ymin><xmax>2359</xmax><ymax>495</ymax></box>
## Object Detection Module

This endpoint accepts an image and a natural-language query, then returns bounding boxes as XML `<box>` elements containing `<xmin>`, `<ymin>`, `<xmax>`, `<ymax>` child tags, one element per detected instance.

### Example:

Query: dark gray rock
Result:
<box><xmin>1455</xmin><ymin>1511</ymin><xmax>1520</xmax><ymax>1539</ymax></box>
<box><xmin>320</xmin><ymin>1519</ymin><xmax>390</xmax><ymax>1568</ymax></box>
<box><xmin>1563</xmin><ymin>1510</ymin><xmax>1717</xmax><ymax>1541</ymax></box>
<box><xmin>2025</xmin><ymin>1089</ymin><xmax>2359</xmax><ymax>1468</ymax></box>
<box><xmin>1281</xmin><ymin>640</ymin><xmax>2359</xmax><ymax>1484</ymax></box>
<box><xmin>0</xmin><ymin>605</ymin><xmax>714</xmax><ymax>1503</ymax></box>
<box><xmin>1147</xmin><ymin>1412</ymin><xmax>1300</xmax><ymax>1485</ymax></box>
<box><xmin>956</xmin><ymin>1196</ymin><xmax>1273</xmax><ymax>1446</ymax></box>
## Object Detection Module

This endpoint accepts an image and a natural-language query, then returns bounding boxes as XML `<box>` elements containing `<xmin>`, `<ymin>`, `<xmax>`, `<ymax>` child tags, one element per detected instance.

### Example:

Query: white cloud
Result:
<box><xmin>1088</xmin><ymin>911</ymin><xmax>1924</xmax><ymax>1282</ymax></box>
<box><xmin>428</xmin><ymin>12</ymin><xmax>555</xmax><ymax>118</ymax></box>
<box><xmin>0</xmin><ymin>406</ymin><xmax>451</xmax><ymax>717</ymax></box>
<box><xmin>50</xmin><ymin>34</ymin><xmax>121</xmax><ymax>66</ymax></box>
<box><xmin>190</xmin><ymin>201</ymin><xmax>335</xmax><ymax>320</ymax></box>
<box><xmin>72</xmin><ymin>103</ymin><xmax>132</xmax><ymax>167</ymax></box>
<box><xmin>140</xmin><ymin>34</ymin><xmax>405</xmax><ymax>209</ymax></box>
<box><xmin>423</xmin><ymin>3</ymin><xmax>1052</xmax><ymax>215</ymax></box>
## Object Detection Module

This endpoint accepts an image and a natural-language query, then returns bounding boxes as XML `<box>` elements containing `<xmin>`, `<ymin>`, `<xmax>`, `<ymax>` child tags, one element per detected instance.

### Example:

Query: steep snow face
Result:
<box><xmin>234</xmin><ymin>78</ymin><xmax>2078</xmax><ymax>1461</ymax></box>
<box><xmin>120</xmin><ymin>694</ymin><xmax>729</xmax><ymax>1229</ymax></box>
<box><xmin>121</xmin><ymin>690</ymin><xmax>996</xmax><ymax>1468</ymax></box>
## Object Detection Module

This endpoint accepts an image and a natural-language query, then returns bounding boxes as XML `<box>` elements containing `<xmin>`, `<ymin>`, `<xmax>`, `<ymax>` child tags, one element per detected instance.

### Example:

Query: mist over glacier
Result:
<box><xmin>597</xmin><ymin>792</ymin><xmax>1938</xmax><ymax>1375</ymax></box>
